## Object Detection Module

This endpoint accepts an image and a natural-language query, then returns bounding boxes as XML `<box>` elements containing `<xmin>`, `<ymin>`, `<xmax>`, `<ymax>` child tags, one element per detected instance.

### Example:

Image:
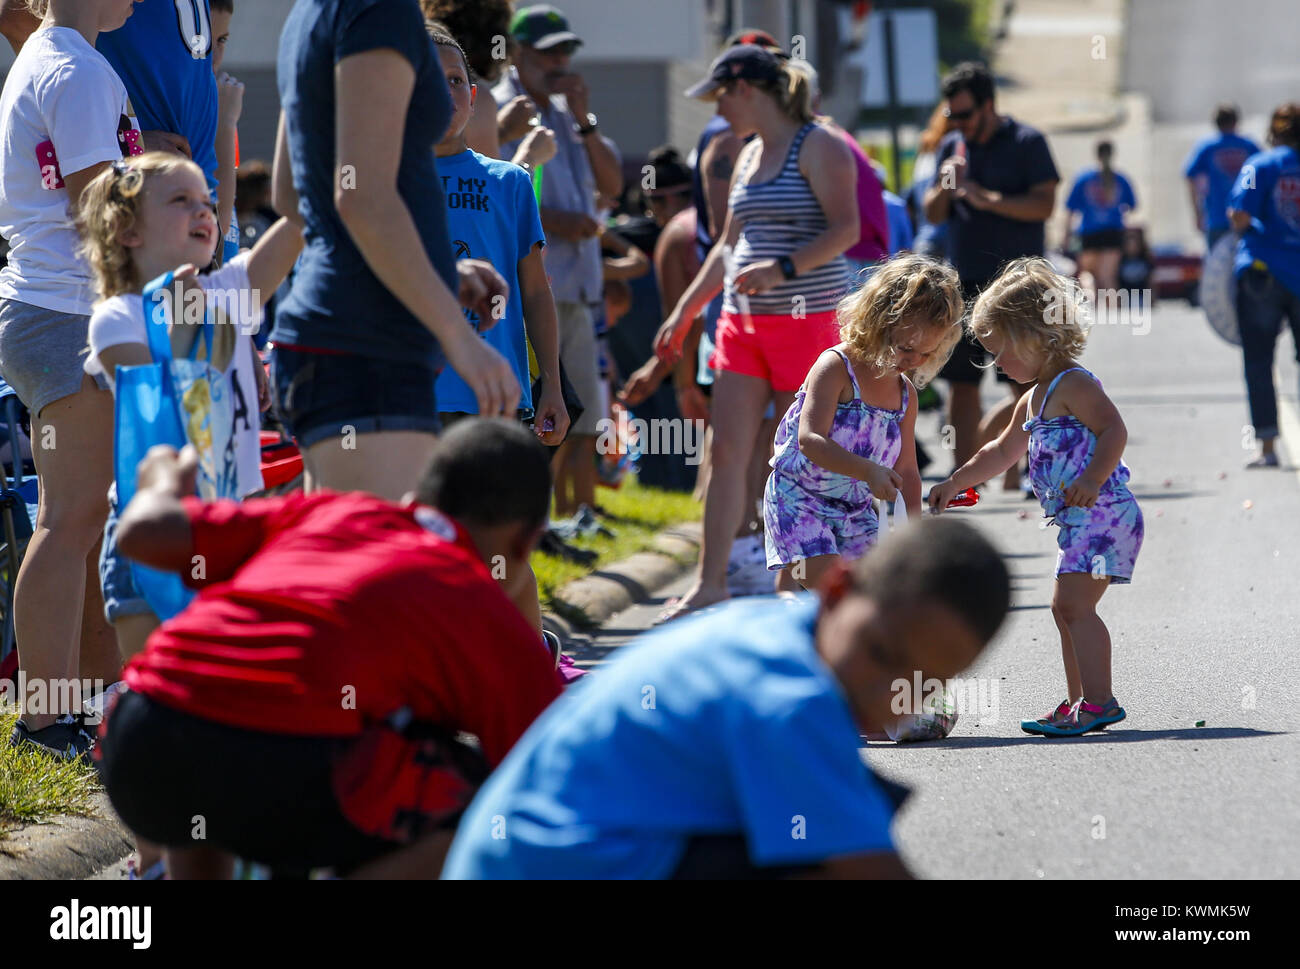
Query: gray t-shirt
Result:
<box><xmin>495</xmin><ymin>67</ymin><xmax>603</xmax><ymax>305</ymax></box>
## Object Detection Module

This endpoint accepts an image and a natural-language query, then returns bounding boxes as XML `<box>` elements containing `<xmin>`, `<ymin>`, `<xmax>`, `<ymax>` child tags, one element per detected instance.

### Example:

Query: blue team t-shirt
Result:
<box><xmin>97</xmin><ymin>0</ymin><xmax>219</xmax><ymax>189</ymax></box>
<box><xmin>433</xmin><ymin>150</ymin><xmax>544</xmax><ymax>415</ymax></box>
<box><xmin>273</xmin><ymin>0</ymin><xmax>457</xmax><ymax>366</ymax></box>
<box><xmin>1066</xmin><ymin>168</ymin><xmax>1137</xmax><ymax>235</ymax></box>
<box><xmin>884</xmin><ymin>190</ymin><xmax>913</xmax><ymax>254</ymax></box>
<box><xmin>1183</xmin><ymin>132</ymin><xmax>1260</xmax><ymax>234</ymax></box>
<box><xmin>442</xmin><ymin>597</ymin><xmax>900</xmax><ymax>880</ymax></box>
<box><xmin>1228</xmin><ymin>145</ymin><xmax>1300</xmax><ymax>299</ymax></box>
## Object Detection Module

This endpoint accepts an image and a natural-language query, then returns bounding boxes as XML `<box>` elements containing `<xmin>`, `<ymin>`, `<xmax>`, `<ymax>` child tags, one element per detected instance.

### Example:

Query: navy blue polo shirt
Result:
<box><xmin>936</xmin><ymin>116</ymin><xmax>1059</xmax><ymax>285</ymax></box>
<box><xmin>274</xmin><ymin>0</ymin><xmax>457</xmax><ymax>365</ymax></box>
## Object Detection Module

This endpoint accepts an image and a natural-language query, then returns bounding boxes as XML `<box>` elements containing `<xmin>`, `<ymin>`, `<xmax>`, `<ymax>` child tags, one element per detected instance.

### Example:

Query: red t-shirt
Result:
<box><xmin>122</xmin><ymin>491</ymin><xmax>560</xmax><ymax>766</ymax></box>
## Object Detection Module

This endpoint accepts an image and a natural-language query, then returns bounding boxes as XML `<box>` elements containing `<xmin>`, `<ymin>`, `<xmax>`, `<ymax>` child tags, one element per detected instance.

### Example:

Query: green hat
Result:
<box><xmin>509</xmin><ymin>5</ymin><xmax>582</xmax><ymax>51</ymax></box>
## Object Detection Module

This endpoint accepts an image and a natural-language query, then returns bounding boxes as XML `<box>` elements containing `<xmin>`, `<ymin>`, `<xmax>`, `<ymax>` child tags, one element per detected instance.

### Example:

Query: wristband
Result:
<box><xmin>779</xmin><ymin>255</ymin><xmax>797</xmax><ymax>280</ymax></box>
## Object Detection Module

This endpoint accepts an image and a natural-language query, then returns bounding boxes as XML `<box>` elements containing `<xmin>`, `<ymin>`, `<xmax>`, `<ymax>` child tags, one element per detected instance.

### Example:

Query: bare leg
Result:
<box><xmin>775</xmin><ymin>566</ymin><xmax>799</xmax><ymax>592</ymax></box>
<box><xmin>508</xmin><ymin>560</ymin><xmax>544</xmax><ymax>635</ymax></box>
<box><xmin>571</xmin><ymin>435</ymin><xmax>598</xmax><ymax>510</ymax></box>
<box><xmin>1095</xmin><ymin>248</ymin><xmax>1122</xmax><ymax>296</ymax></box>
<box><xmin>551</xmin><ymin>439</ymin><xmax>575</xmax><ymax>518</ymax></box>
<box><xmin>793</xmin><ymin>553</ymin><xmax>842</xmax><ymax>592</ymax></box>
<box><xmin>17</xmin><ymin>376</ymin><xmax>113</xmax><ymax>730</ymax></box>
<box><xmin>303</xmin><ymin>430</ymin><xmax>439</xmax><ymax>503</ymax></box>
<box><xmin>741</xmin><ymin>415</ymin><xmax>777</xmax><ymax>537</ymax></box>
<box><xmin>947</xmin><ymin>382</ymin><xmax>983</xmax><ymax>469</ymax></box>
<box><xmin>79</xmin><ymin>535</ymin><xmax>120</xmax><ymax>685</ymax></box>
<box><xmin>667</xmin><ymin>371</ymin><xmax>771</xmax><ymax>615</ymax></box>
<box><xmin>1053</xmin><ymin>573</ymin><xmax>1113</xmax><ymax>708</ymax></box>
<box><xmin>113</xmin><ymin>614</ymin><xmax>161</xmax><ymax>663</ymax></box>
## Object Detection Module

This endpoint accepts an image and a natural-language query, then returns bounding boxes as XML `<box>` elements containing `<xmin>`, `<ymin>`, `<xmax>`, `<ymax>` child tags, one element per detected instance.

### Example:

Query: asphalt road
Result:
<box><xmin>580</xmin><ymin>297</ymin><xmax>1300</xmax><ymax>879</ymax></box>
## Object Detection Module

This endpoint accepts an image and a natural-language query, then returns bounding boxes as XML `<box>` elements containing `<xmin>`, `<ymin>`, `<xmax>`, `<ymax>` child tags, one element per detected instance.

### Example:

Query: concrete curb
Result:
<box><xmin>0</xmin><ymin>793</ymin><xmax>133</xmax><ymax>880</ymax></box>
<box><xmin>542</xmin><ymin>521</ymin><xmax>702</xmax><ymax>634</ymax></box>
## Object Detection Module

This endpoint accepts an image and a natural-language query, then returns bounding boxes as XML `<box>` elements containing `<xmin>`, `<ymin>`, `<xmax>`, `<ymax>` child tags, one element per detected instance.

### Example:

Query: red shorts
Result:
<box><xmin>709</xmin><ymin>309</ymin><xmax>841</xmax><ymax>392</ymax></box>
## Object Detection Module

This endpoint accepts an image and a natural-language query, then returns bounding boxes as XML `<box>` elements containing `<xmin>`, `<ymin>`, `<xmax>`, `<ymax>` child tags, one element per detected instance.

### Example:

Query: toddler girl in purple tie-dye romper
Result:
<box><xmin>763</xmin><ymin>256</ymin><xmax>966</xmax><ymax>592</ymax></box>
<box><xmin>929</xmin><ymin>257</ymin><xmax>1144</xmax><ymax>738</ymax></box>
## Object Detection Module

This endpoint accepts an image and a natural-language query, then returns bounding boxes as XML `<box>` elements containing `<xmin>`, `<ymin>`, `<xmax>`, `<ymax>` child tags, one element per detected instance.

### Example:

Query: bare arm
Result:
<box><xmin>792</xmin><ymin>127</ymin><xmax>860</xmax><ymax>271</ymax></box>
<box><xmin>894</xmin><ymin>379</ymin><xmax>922</xmax><ymax>517</ymax></box>
<box><xmin>95</xmin><ymin>342</ymin><xmax>154</xmax><ymax>395</ymax></box>
<box><xmin>63</xmin><ymin>162</ymin><xmax>112</xmax><ymax>221</ymax></box>
<box><xmin>797</xmin><ymin>352</ymin><xmax>902</xmax><ymax>499</ymax></box>
<box><xmin>214</xmin><ymin>73</ymin><xmax>244</xmax><ymax>260</ymax></box>
<box><xmin>243</xmin><ymin>217</ymin><xmax>303</xmax><ymax>302</ymax></box>
<box><xmin>1227</xmin><ymin>208</ymin><xmax>1252</xmax><ymax>232</ymax></box>
<box><xmin>600</xmin><ymin>229</ymin><xmax>650</xmax><ymax>281</ymax></box>
<box><xmin>518</xmin><ymin>243</ymin><xmax>568</xmax><ymax>445</ymax></box>
<box><xmin>701</xmin><ymin>131</ymin><xmax>744</xmax><ymax>242</ymax></box>
<box><xmin>116</xmin><ymin>448</ymin><xmax>199</xmax><ymax>573</ymax></box>
<box><xmin>270</xmin><ymin>112</ymin><xmax>302</xmax><ymax>226</ymax></box>
<box><xmin>1060</xmin><ymin>374</ymin><xmax>1127</xmax><ymax>505</ymax></box>
<box><xmin>936</xmin><ymin>391</ymin><xmax>1033</xmax><ymax>501</ymax></box>
<box><xmin>965</xmin><ymin>178</ymin><xmax>1058</xmax><ymax>223</ymax></box>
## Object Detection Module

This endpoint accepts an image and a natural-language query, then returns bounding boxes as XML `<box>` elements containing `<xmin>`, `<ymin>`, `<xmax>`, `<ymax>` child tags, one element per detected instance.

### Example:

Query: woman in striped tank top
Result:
<box><xmin>654</xmin><ymin>44</ymin><xmax>859</xmax><ymax>620</ymax></box>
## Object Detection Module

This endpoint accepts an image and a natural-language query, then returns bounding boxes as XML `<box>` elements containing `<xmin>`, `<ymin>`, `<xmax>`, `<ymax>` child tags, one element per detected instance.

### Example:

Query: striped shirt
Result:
<box><xmin>723</xmin><ymin>122</ymin><xmax>850</xmax><ymax>316</ymax></box>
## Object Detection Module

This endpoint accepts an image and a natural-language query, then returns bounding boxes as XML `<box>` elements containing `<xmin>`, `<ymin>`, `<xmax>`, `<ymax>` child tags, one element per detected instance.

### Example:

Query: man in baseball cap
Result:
<box><xmin>509</xmin><ymin>4</ymin><xmax>583</xmax><ymax>51</ymax></box>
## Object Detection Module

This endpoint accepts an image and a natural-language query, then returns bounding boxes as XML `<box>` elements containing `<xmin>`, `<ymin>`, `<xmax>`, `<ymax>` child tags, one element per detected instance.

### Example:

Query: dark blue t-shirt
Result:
<box><xmin>936</xmin><ymin>117</ymin><xmax>1059</xmax><ymax>285</ymax></box>
<box><xmin>1183</xmin><ymin>132</ymin><xmax>1260</xmax><ymax>234</ymax></box>
<box><xmin>97</xmin><ymin>0</ymin><xmax>219</xmax><ymax>189</ymax></box>
<box><xmin>273</xmin><ymin>0</ymin><xmax>457</xmax><ymax>365</ymax></box>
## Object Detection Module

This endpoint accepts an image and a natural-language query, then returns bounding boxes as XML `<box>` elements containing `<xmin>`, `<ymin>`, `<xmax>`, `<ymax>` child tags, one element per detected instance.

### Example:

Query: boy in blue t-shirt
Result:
<box><xmin>442</xmin><ymin>518</ymin><xmax>1011</xmax><ymax>879</ymax></box>
<box><xmin>428</xmin><ymin>26</ymin><xmax>567</xmax><ymax>441</ymax></box>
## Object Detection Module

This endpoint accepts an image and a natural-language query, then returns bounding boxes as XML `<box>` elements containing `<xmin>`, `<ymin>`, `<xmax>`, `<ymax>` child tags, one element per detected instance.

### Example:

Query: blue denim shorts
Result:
<box><xmin>100</xmin><ymin>483</ymin><xmax>152</xmax><ymax>624</ymax></box>
<box><xmin>270</xmin><ymin>347</ymin><xmax>441</xmax><ymax>449</ymax></box>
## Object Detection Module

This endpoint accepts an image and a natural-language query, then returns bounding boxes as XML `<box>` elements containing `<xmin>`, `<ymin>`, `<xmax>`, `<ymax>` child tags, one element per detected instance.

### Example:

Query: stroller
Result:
<box><xmin>0</xmin><ymin>376</ymin><xmax>37</xmax><ymax>690</ymax></box>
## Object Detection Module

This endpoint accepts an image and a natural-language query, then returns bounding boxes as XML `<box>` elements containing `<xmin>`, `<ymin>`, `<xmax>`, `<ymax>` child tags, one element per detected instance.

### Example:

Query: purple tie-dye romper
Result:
<box><xmin>1023</xmin><ymin>366</ymin><xmax>1144</xmax><ymax>583</ymax></box>
<box><xmin>763</xmin><ymin>348</ymin><xmax>908</xmax><ymax>569</ymax></box>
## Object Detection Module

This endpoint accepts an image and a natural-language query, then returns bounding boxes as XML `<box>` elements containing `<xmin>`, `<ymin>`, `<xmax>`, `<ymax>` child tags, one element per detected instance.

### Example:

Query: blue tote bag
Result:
<box><xmin>113</xmin><ymin>270</ymin><xmax>236</xmax><ymax>620</ymax></box>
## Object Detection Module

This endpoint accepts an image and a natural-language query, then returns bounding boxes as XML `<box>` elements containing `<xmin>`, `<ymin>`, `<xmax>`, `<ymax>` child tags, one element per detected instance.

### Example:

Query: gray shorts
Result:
<box><xmin>555</xmin><ymin>300</ymin><xmax>601</xmax><ymax>437</ymax></box>
<box><xmin>0</xmin><ymin>298</ymin><xmax>107</xmax><ymax>416</ymax></box>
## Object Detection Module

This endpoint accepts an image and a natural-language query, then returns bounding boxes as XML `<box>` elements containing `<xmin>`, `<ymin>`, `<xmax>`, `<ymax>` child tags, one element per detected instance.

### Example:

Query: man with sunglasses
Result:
<box><xmin>923</xmin><ymin>61</ymin><xmax>1060</xmax><ymax>476</ymax></box>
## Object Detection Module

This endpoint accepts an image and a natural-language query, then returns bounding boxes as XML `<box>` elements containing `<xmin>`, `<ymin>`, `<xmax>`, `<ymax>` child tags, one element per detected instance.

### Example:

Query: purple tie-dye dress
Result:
<box><xmin>763</xmin><ymin>347</ymin><xmax>908</xmax><ymax>569</ymax></box>
<box><xmin>1023</xmin><ymin>366</ymin><xmax>1144</xmax><ymax>583</ymax></box>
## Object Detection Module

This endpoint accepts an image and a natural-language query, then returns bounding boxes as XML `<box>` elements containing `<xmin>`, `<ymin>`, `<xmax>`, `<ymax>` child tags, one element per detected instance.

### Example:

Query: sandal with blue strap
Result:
<box><xmin>1019</xmin><ymin>699</ymin><xmax>1073</xmax><ymax>735</ymax></box>
<box><xmin>1025</xmin><ymin>697</ymin><xmax>1126</xmax><ymax>737</ymax></box>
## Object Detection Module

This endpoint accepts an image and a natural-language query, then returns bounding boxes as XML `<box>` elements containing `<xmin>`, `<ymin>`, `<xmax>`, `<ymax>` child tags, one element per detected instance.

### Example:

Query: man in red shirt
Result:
<box><xmin>97</xmin><ymin>420</ymin><xmax>561</xmax><ymax>878</ymax></box>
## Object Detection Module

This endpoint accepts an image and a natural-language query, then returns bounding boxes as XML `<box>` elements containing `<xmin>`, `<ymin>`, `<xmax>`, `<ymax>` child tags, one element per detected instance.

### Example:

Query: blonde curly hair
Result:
<box><xmin>968</xmin><ymin>257</ymin><xmax>1089</xmax><ymax>369</ymax></box>
<box><xmin>76</xmin><ymin>153</ymin><xmax>206</xmax><ymax>302</ymax></box>
<box><xmin>836</xmin><ymin>254</ymin><xmax>965</xmax><ymax>388</ymax></box>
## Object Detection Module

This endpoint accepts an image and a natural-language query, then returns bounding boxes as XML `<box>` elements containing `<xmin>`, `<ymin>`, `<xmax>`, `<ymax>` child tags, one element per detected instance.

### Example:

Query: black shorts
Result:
<box><xmin>939</xmin><ymin>278</ymin><xmax>1020</xmax><ymax>385</ymax></box>
<box><xmin>1080</xmin><ymin>228</ymin><xmax>1125</xmax><ymax>251</ymax></box>
<box><xmin>97</xmin><ymin>690</ymin><xmax>483</xmax><ymax>875</ymax></box>
<box><xmin>270</xmin><ymin>345</ymin><xmax>441</xmax><ymax>449</ymax></box>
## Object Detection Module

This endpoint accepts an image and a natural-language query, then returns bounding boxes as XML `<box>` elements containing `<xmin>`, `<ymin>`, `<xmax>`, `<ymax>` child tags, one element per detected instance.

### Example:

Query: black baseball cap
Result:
<box><xmin>685</xmin><ymin>44</ymin><xmax>783</xmax><ymax>100</ymax></box>
<box><xmin>509</xmin><ymin>5</ymin><xmax>582</xmax><ymax>51</ymax></box>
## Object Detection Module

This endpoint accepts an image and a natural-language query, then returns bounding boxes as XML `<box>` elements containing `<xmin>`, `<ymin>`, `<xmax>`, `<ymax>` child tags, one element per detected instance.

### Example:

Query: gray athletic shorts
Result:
<box><xmin>0</xmin><ymin>298</ymin><xmax>107</xmax><ymax>416</ymax></box>
<box><xmin>555</xmin><ymin>300</ymin><xmax>601</xmax><ymax>437</ymax></box>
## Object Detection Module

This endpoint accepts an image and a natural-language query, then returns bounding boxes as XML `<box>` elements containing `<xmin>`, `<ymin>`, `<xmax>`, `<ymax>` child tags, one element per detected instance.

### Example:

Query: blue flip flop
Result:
<box><xmin>1026</xmin><ymin>698</ymin><xmax>1126</xmax><ymax>737</ymax></box>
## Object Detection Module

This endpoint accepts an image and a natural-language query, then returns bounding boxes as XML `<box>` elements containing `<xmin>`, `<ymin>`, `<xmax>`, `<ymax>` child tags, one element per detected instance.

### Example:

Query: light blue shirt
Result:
<box><xmin>494</xmin><ymin>67</ymin><xmax>603</xmax><ymax>305</ymax></box>
<box><xmin>433</xmin><ymin>149</ymin><xmax>544</xmax><ymax>415</ymax></box>
<box><xmin>442</xmin><ymin>597</ymin><xmax>900</xmax><ymax>879</ymax></box>
<box><xmin>1184</xmin><ymin>132</ymin><xmax>1260</xmax><ymax>234</ymax></box>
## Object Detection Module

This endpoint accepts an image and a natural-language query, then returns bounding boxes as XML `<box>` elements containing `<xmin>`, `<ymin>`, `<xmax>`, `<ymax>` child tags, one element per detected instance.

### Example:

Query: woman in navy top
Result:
<box><xmin>272</xmin><ymin>0</ymin><xmax>518</xmax><ymax>500</ymax></box>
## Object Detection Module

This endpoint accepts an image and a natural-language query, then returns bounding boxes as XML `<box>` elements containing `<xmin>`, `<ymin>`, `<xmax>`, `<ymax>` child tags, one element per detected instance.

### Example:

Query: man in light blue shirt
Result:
<box><xmin>443</xmin><ymin>518</ymin><xmax>1010</xmax><ymax>879</ymax></box>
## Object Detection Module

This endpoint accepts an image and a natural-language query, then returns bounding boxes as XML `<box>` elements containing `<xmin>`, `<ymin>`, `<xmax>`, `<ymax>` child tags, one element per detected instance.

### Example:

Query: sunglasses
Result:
<box><xmin>944</xmin><ymin>105</ymin><xmax>977</xmax><ymax>122</ymax></box>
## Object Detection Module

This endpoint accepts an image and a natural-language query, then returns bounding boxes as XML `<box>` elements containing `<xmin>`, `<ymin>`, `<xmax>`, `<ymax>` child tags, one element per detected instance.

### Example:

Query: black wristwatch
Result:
<box><xmin>779</xmin><ymin>255</ymin><xmax>798</xmax><ymax>280</ymax></box>
<box><xmin>576</xmin><ymin>113</ymin><xmax>598</xmax><ymax>136</ymax></box>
